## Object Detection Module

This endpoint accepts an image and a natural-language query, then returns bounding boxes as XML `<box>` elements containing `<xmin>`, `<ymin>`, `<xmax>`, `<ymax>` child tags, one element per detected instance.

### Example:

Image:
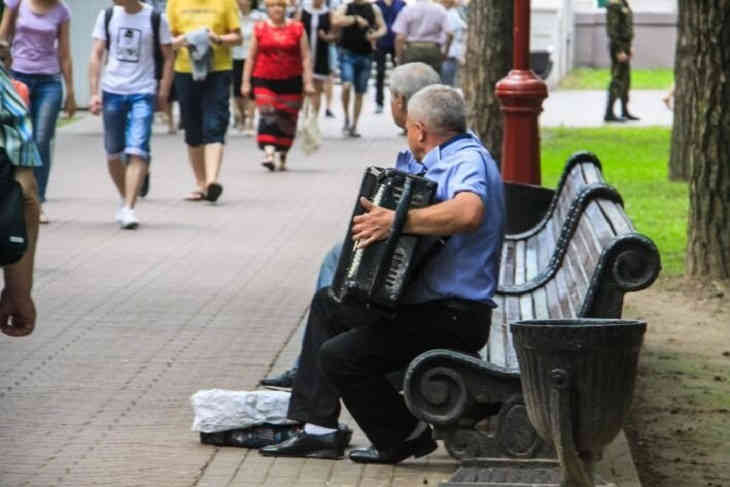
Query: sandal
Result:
<box><xmin>204</xmin><ymin>182</ymin><xmax>223</xmax><ymax>202</ymax></box>
<box><xmin>184</xmin><ymin>190</ymin><xmax>205</xmax><ymax>201</ymax></box>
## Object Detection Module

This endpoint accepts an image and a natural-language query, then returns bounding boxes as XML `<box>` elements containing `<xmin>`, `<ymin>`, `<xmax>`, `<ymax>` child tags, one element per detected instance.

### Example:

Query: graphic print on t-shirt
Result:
<box><xmin>117</xmin><ymin>27</ymin><xmax>142</xmax><ymax>63</ymax></box>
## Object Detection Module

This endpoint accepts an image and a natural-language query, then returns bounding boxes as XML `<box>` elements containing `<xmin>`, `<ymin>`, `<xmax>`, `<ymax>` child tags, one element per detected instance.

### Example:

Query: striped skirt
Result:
<box><xmin>252</xmin><ymin>76</ymin><xmax>304</xmax><ymax>152</ymax></box>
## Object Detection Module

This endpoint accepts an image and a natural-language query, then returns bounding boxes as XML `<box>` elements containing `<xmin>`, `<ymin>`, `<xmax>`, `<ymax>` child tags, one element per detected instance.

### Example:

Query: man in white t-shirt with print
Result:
<box><xmin>88</xmin><ymin>0</ymin><xmax>174</xmax><ymax>229</ymax></box>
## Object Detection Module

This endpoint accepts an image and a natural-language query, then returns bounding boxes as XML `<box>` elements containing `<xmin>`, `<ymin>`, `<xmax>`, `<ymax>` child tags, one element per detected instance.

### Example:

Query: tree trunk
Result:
<box><xmin>684</xmin><ymin>0</ymin><xmax>730</xmax><ymax>279</ymax></box>
<box><xmin>463</xmin><ymin>0</ymin><xmax>513</xmax><ymax>166</ymax></box>
<box><xmin>667</xmin><ymin>1</ymin><xmax>692</xmax><ymax>181</ymax></box>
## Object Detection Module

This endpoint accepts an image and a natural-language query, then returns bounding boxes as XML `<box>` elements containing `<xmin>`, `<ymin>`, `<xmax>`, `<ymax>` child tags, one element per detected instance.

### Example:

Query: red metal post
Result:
<box><xmin>495</xmin><ymin>0</ymin><xmax>548</xmax><ymax>185</ymax></box>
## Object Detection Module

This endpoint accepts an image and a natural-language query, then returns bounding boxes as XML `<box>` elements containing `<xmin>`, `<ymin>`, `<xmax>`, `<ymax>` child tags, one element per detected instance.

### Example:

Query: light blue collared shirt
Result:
<box><xmin>395</xmin><ymin>133</ymin><xmax>505</xmax><ymax>306</ymax></box>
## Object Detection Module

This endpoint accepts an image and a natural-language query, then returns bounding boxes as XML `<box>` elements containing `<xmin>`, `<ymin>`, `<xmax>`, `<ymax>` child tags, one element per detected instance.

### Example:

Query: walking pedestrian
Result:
<box><xmin>88</xmin><ymin>0</ymin><xmax>175</xmax><ymax>229</ymax></box>
<box><xmin>604</xmin><ymin>0</ymin><xmax>639</xmax><ymax>122</ymax></box>
<box><xmin>332</xmin><ymin>0</ymin><xmax>386</xmax><ymax>137</ymax></box>
<box><xmin>232</xmin><ymin>0</ymin><xmax>262</xmax><ymax>135</ymax></box>
<box><xmin>392</xmin><ymin>0</ymin><xmax>452</xmax><ymax>75</ymax></box>
<box><xmin>439</xmin><ymin>0</ymin><xmax>465</xmax><ymax>87</ymax></box>
<box><xmin>373</xmin><ymin>0</ymin><xmax>405</xmax><ymax>114</ymax></box>
<box><xmin>0</xmin><ymin>0</ymin><xmax>76</xmax><ymax>224</ymax></box>
<box><xmin>298</xmin><ymin>0</ymin><xmax>335</xmax><ymax>128</ymax></box>
<box><xmin>167</xmin><ymin>0</ymin><xmax>242</xmax><ymax>202</ymax></box>
<box><xmin>242</xmin><ymin>0</ymin><xmax>314</xmax><ymax>172</ymax></box>
<box><xmin>0</xmin><ymin>63</ymin><xmax>41</xmax><ymax>337</ymax></box>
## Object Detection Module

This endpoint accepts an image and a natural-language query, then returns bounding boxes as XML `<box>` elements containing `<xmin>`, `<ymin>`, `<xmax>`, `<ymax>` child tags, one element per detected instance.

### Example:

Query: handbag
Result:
<box><xmin>0</xmin><ymin>162</ymin><xmax>28</xmax><ymax>267</ymax></box>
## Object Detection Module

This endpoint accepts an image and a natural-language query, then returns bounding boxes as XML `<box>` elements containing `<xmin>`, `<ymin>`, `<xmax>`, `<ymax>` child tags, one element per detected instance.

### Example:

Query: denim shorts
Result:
<box><xmin>102</xmin><ymin>92</ymin><xmax>156</xmax><ymax>161</ymax></box>
<box><xmin>175</xmin><ymin>71</ymin><xmax>231</xmax><ymax>146</ymax></box>
<box><xmin>340</xmin><ymin>49</ymin><xmax>373</xmax><ymax>94</ymax></box>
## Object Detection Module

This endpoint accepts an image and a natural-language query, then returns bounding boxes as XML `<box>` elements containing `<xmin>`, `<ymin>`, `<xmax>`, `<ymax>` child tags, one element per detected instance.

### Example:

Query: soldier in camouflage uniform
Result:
<box><xmin>604</xmin><ymin>0</ymin><xmax>639</xmax><ymax>122</ymax></box>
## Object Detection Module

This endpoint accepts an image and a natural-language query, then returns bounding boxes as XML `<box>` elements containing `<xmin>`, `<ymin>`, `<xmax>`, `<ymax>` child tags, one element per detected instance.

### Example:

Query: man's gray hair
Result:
<box><xmin>389</xmin><ymin>62</ymin><xmax>441</xmax><ymax>102</ymax></box>
<box><xmin>407</xmin><ymin>84</ymin><xmax>467</xmax><ymax>134</ymax></box>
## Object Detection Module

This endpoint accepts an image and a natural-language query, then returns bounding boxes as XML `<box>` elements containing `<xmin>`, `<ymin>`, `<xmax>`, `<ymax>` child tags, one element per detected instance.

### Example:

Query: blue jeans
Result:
<box><xmin>102</xmin><ymin>92</ymin><xmax>156</xmax><ymax>161</ymax></box>
<box><xmin>340</xmin><ymin>49</ymin><xmax>373</xmax><ymax>94</ymax></box>
<box><xmin>12</xmin><ymin>72</ymin><xmax>63</xmax><ymax>202</ymax></box>
<box><xmin>441</xmin><ymin>58</ymin><xmax>459</xmax><ymax>87</ymax></box>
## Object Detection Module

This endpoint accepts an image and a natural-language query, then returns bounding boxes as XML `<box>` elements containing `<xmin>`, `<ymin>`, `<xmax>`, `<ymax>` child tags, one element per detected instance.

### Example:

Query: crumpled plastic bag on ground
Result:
<box><xmin>190</xmin><ymin>389</ymin><xmax>297</xmax><ymax>433</ymax></box>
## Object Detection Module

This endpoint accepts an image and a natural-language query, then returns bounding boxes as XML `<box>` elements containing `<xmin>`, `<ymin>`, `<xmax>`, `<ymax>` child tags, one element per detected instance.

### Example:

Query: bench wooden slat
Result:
<box><xmin>598</xmin><ymin>199</ymin><xmax>634</xmax><ymax>234</ymax></box>
<box><xmin>501</xmin><ymin>241</ymin><xmax>516</xmax><ymax>287</ymax></box>
<box><xmin>498</xmin><ymin>241</ymin><xmax>516</xmax><ymax>287</ymax></box>
<box><xmin>554</xmin><ymin>264</ymin><xmax>576</xmax><ymax>317</ymax></box>
<box><xmin>583</xmin><ymin>201</ymin><xmax>616</xmax><ymax>251</ymax></box>
<box><xmin>525</xmin><ymin>237</ymin><xmax>539</xmax><ymax>281</ymax></box>
<box><xmin>487</xmin><ymin>295</ymin><xmax>506</xmax><ymax>366</ymax></box>
<box><xmin>545</xmin><ymin>276</ymin><xmax>560</xmax><ymax>319</ymax></box>
<box><xmin>580</xmin><ymin>162</ymin><xmax>604</xmax><ymax>184</ymax></box>
<box><xmin>563</xmin><ymin>239</ymin><xmax>588</xmax><ymax>314</ymax></box>
<box><xmin>532</xmin><ymin>286</ymin><xmax>549</xmax><ymax>321</ymax></box>
<box><xmin>515</xmin><ymin>240</ymin><xmax>526</xmax><ymax>285</ymax></box>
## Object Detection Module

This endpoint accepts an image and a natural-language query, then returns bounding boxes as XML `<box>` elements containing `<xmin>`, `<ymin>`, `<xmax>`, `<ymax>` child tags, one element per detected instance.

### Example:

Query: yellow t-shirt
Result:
<box><xmin>167</xmin><ymin>0</ymin><xmax>241</xmax><ymax>73</ymax></box>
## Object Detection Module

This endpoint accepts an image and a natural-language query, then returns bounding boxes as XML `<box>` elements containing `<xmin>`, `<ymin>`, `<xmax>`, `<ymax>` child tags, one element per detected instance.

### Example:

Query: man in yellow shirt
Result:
<box><xmin>167</xmin><ymin>0</ymin><xmax>241</xmax><ymax>202</ymax></box>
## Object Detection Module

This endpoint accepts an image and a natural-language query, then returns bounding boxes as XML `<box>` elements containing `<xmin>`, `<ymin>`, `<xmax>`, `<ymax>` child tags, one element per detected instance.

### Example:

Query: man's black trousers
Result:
<box><xmin>287</xmin><ymin>287</ymin><xmax>491</xmax><ymax>450</ymax></box>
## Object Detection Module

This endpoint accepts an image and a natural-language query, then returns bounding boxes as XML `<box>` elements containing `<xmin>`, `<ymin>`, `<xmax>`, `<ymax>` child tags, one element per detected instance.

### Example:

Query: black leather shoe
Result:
<box><xmin>622</xmin><ymin>112</ymin><xmax>641</xmax><ymax>121</ymax></box>
<box><xmin>259</xmin><ymin>428</ymin><xmax>350</xmax><ymax>459</ymax></box>
<box><xmin>348</xmin><ymin>427</ymin><xmax>437</xmax><ymax>464</ymax></box>
<box><xmin>260</xmin><ymin>368</ymin><xmax>297</xmax><ymax>390</ymax></box>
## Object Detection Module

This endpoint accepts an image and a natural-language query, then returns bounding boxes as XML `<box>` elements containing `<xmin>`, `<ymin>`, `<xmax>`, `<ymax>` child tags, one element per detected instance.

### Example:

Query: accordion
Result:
<box><xmin>329</xmin><ymin>166</ymin><xmax>439</xmax><ymax>311</ymax></box>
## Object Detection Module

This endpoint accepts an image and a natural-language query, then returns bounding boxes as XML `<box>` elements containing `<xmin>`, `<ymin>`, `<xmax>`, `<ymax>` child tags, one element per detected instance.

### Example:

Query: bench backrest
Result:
<box><xmin>484</xmin><ymin>154</ymin><xmax>661</xmax><ymax>374</ymax></box>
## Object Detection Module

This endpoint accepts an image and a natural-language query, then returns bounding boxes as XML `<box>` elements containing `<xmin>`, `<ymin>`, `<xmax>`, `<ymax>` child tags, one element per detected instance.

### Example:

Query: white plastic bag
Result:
<box><xmin>190</xmin><ymin>389</ymin><xmax>297</xmax><ymax>433</ymax></box>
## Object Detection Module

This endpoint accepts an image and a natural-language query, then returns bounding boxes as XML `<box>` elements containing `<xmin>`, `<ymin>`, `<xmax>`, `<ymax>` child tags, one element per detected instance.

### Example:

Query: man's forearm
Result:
<box><xmin>404</xmin><ymin>193</ymin><xmax>484</xmax><ymax>235</ymax></box>
<box><xmin>395</xmin><ymin>35</ymin><xmax>405</xmax><ymax>62</ymax></box>
<box><xmin>89</xmin><ymin>56</ymin><xmax>101</xmax><ymax>96</ymax></box>
<box><xmin>3</xmin><ymin>168</ymin><xmax>39</xmax><ymax>296</ymax></box>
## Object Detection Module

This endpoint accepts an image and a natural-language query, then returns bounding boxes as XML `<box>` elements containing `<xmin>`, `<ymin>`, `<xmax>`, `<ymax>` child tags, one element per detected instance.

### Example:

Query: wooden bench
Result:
<box><xmin>402</xmin><ymin>152</ymin><xmax>661</xmax><ymax>460</ymax></box>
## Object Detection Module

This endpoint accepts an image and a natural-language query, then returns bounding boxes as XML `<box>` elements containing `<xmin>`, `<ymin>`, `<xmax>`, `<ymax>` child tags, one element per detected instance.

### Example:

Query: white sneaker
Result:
<box><xmin>114</xmin><ymin>206</ymin><xmax>124</xmax><ymax>223</ymax></box>
<box><xmin>119</xmin><ymin>207</ymin><xmax>139</xmax><ymax>230</ymax></box>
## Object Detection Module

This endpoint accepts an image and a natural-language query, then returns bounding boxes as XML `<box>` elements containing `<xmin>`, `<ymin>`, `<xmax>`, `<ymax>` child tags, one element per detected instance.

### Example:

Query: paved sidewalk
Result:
<box><xmin>1</xmin><ymin>88</ymin><xmax>650</xmax><ymax>487</ymax></box>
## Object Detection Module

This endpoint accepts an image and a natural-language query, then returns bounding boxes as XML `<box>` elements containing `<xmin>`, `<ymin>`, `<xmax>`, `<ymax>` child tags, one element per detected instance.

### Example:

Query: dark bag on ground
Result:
<box><xmin>329</xmin><ymin>166</ymin><xmax>443</xmax><ymax>313</ymax></box>
<box><xmin>0</xmin><ymin>152</ymin><xmax>27</xmax><ymax>267</ymax></box>
<box><xmin>200</xmin><ymin>423</ymin><xmax>298</xmax><ymax>448</ymax></box>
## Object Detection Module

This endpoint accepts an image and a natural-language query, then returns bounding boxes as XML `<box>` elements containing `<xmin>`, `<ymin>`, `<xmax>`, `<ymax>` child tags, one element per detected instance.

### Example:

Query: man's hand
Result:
<box><xmin>64</xmin><ymin>92</ymin><xmax>77</xmax><ymax>119</ymax></box>
<box><xmin>89</xmin><ymin>94</ymin><xmax>102</xmax><ymax>116</ymax></box>
<box><xmin>208</xmin><ymin>31</ymin><xmax>223</xmax><ymax>46</ymax></box>
<box><xmin>351</xmin><ymin>197</ymin><xmax>395</xmax><ymax>249</ymax></box>
<box><xmin>617</xmin><ymin>51</ymin><xmax>629</xmax><ymax>62</ymax></box>
<box><xmin>355</xmin><ymin>16</ymin><xmax>369</xmax><ymax>29</ymax></box>
<box><xmin>157</xmin><ymin>91</ymin><xmax>169</xmax><ymax>113</ymax></box>
<box><xmin>0</xmin><ymin>289</ymin><xmax>36</xmax><ymax>337</ymax></box>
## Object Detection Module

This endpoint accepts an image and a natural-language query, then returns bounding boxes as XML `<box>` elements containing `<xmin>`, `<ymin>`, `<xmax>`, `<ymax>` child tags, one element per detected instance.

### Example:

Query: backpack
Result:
<box><xmin>104</xmin><ymin>6</ymin><xmax>163</xmax><ymax>80</ymax></box>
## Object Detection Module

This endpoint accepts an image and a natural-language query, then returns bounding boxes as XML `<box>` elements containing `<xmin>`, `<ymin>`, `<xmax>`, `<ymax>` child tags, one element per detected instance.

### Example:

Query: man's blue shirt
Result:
<box><xmin>376</xmin><ymin>0</ymin><xmax>406</xmax><ymax>50</ymax></box>
<box><xmin>395</xmin><ymin>133</ymin><xmax>505</xmax><ymax>306</ymax></box>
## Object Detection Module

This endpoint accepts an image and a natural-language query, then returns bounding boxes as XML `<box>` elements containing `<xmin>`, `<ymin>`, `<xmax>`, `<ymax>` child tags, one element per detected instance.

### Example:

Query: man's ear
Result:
<box><xmin>417</xmin><ymin>122</ymin><xmax>427</xmax><ymax>143</ymax></box>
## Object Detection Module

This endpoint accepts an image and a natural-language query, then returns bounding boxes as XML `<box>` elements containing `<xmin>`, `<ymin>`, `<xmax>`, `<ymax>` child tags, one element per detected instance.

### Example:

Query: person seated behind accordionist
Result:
<box><xmin>260</xmin><ymin>84</ymin><xmax>506</xmax><ymax>464</ymax></box>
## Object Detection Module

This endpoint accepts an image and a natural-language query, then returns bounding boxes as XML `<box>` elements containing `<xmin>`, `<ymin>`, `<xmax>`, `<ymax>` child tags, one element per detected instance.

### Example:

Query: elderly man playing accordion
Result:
<box><xmin>261</xmin><ymin>77</ymin><xmax>506</xmax><ymax>464</ymax></box>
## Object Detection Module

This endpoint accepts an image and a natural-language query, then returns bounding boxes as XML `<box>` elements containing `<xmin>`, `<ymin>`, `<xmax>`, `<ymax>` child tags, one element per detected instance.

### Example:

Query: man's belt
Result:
<box><xmin>406</xmin><ymin>41</ymin><xmax>441</xmax><ymax>48</ymax></box>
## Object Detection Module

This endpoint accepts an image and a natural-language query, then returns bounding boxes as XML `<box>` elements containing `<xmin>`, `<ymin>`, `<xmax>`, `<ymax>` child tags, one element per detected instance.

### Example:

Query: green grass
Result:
<box><xmin>541</xmin><ymin>126</ymin><xmax>687</xmax><ymax>276</ymax></box>
<box><xmin>558</xmin><ymin>68</ymin><xmax>675</xmax><ymax>90</ymax></box>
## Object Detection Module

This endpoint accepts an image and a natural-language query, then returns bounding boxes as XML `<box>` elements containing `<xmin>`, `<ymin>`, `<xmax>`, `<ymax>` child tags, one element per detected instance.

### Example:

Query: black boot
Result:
<box><xmin>604</xmin><ymin>93</ymin><xmax>624</xmax><ymax>122</ymax></box>
<box><xmin>621</xmin><ymin>98</ymin><xmax>640</xmax><ymax>120</ymax></box>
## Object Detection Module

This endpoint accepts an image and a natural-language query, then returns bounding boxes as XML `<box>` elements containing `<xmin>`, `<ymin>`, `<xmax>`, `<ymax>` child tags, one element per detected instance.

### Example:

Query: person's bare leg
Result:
<box><xmin>351</xmin><ymin>92</ymin><xmax>364</xmax><ymax>134</ymax></box>
<box><xmin>341</xmin><ymin>83</ymin><xmax>351</xmax><ymax>130</ymax></box>
<box><xmin>165</xmin><ymin>103</ymin><xmax>176</xmax><ymax>134</ymax></box>
<box><xmin>235</xmin><ymin>97</ymin><xmax>247</xmax><ymax>130</ymax></box>
<box><xmin>245</xmin><ymin>99</ymin><xmax>256</xmax><ymax>132</ymax></box>
<box><xmin>325</xmin><ymin>76</ymin><xmax>333</xmax><ymax>113</ymax></box>
<box><xmin>124</xmin><ymin>156</ymin><xmax>147</xmax><ymax>209</ymax></box>
<box><xmin>311</xmin><ymin>79</ymin><xmax>324</xmax><ymax>116</ymax></box>
<box><xmin>204</xmin><ymin>142</ymin><xmax>224</xmax><ymax>187</ymax></box>
<box><xmin>187</xmin><ymin>145</ymin><xmax>206</xmax><ymax>192</ymax></box>
<box><xmin>107</xmin><ymin>157</ymin><xmax>126</xmax><ymax>198</ymax></box>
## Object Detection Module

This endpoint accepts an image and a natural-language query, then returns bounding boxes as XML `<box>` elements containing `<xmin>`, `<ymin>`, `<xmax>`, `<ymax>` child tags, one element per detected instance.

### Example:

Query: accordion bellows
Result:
<box><xmin>330</xmin><ymin>167</ymin><xmax>438</xmax><ymax>311</ymax></box>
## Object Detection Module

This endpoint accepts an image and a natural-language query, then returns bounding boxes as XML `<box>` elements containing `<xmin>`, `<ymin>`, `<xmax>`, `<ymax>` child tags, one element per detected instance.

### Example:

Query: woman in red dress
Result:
<box><xmin>242</xmin><ymin>0</ymin><xmax>314</xmax><ymax>171</ymax></box>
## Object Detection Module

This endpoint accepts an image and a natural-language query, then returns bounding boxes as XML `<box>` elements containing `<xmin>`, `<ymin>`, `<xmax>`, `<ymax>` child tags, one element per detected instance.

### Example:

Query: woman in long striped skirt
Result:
<box><xmin>242</xmin><ymin>0</ymin><xmax>314</xmax><ymax>171</ymax></box>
